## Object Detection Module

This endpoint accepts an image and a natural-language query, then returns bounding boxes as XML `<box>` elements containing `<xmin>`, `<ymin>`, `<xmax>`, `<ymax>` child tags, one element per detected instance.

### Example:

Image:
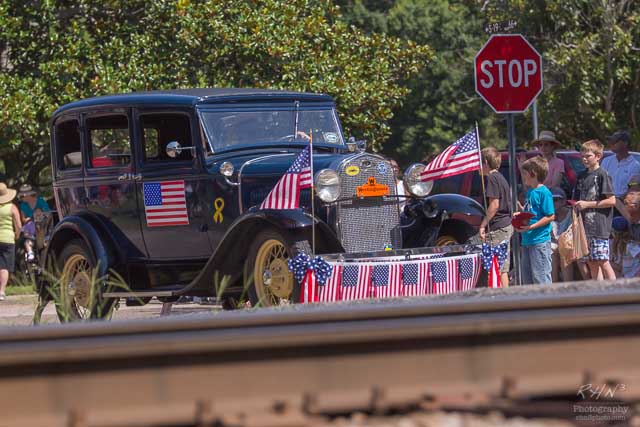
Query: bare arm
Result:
<box><xmin>479</xmin><ymin>198</ymin><xmax>499</xmax><ymax>239</ymax></box>
<box><xmin>11</xmin><ymin>205</ymin><xmax>22</xmax><ymax>241</ymax></box>
<box><xmin>575</xmin><ymin>195</ymin><xmax>616</xmax><ymax>211</ymax></box>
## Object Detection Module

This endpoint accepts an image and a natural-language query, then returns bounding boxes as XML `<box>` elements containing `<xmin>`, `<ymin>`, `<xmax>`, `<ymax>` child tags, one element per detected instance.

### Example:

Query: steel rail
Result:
<box><xmin>2</xmin><ymin>281</ymin><xmax>640</xmax><ymax>426</ymax></box>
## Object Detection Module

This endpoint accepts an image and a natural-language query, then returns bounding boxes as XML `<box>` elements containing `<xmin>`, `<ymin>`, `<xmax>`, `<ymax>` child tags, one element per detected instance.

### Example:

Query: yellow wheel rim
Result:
<box><xmin>253</xmin><ymin>239</ymin><xmax>294</xmax><ymax>306</ymax></box>
<box><xmin>435</xmin><ymin>235</ymin><xmax>459</xmax><ymax>246</ymax></box>
<box><xmin>60</xmin><ymin>254</ymin><xmax>94</xmax><ymax>320</ymax></box>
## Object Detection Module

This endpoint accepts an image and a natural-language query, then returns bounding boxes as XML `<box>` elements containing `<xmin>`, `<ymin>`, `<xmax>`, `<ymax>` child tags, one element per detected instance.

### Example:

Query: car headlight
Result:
<box><xmin>403</xmin><ymin>163</ymin><xmax>433</xmax><ymax>197</ymax></box>
<box><xmin>315</xmin><ymin>169</ymin><xmax>341</xmax><ymax>203</ymax></box>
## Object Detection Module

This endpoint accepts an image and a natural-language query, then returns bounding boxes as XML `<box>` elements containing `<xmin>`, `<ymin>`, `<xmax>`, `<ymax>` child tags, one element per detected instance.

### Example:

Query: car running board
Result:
<box><xmin>103</xmin><ymin>287</ymin><xmax>183</xmax><ymax>298</ymax></box>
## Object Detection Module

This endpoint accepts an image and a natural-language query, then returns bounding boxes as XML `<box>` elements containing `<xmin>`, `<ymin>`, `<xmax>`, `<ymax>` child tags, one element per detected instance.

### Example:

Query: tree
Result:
<box><xmin>484</xmin><ymin>0</ymin><xmax>640</xmax><ymax>147</ymax></box>
<box><xmin>0</xmin><ymin>0</ymin><xmax>431</xmax><ymax>187</ymax></box>
<box><xmin>337</xmin><ymin>0</ymin><xmax>505</xmax><ymax>166</ymax></box>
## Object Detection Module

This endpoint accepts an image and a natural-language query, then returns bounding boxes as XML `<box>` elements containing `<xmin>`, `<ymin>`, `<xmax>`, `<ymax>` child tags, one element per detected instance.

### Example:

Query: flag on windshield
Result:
<box><xmin>260</xmin><ymin>143</ymin><xmax>312</xmax><ymax>209</ymax></box>
<box><xmin>420</xmin><ymin>129</ymin><xmax>481</xmax><ymax>182</ymax></box>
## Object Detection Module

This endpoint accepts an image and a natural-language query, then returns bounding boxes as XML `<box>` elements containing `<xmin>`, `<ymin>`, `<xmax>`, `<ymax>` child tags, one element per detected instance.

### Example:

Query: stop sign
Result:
<box><xmin>474</xmin><ymin>34</ymin><xmax>543</xmax><ymax>114</ymax></box>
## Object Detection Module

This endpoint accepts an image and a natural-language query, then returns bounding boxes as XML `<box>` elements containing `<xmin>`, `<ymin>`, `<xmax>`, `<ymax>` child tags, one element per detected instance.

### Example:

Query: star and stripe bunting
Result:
<box><xmin>143</xmin><ymin>180</ymin><xmax>189</xmax><ymax>227</ymax></box>
<box><xmin>420</xmin><ymin>129</ymin><xmax>481</xmax><ymax>182</ymax></box>
<box><xmin>431</xmin><ymin>258</ymin><xmax>458</xmax><ymax>295</ymax></box>
<box><xmin>341</xmin><ymin>264</ymin><xmax>371</xmax><ymax>301</ymax></box>
<box><xmin>260</xmin><ymin>144</ymin><xmax>312</xmax><ymax>209</ymax></box>
<box><xmin>401</xmin><ymin>261</ymin><xmax>430</xmax><ymax>297</ymax></box>
<box><xmin>371</xmin><ymin>264</ymin><xmax>403</xmax><ymax>299</ymax></box>
<box><xmin>320</xmin><ymin>264</ymin><xmax>342</xmax><ymax>302</ymax></box>
<box><xmin>459</xmin><ymin>256</ymin><xmax>481</xmax><ymax>292</ymax></box>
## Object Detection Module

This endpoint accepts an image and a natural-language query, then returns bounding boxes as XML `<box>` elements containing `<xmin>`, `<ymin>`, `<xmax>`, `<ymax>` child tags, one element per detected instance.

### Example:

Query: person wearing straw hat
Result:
<box><xmin>0</xmin><ymin>183</ymin><xmax>22</xmax><ymax>301</ymax></box>
<box><xmin>533</xmin><ymin>130</ymin><xmax>566</xmax><ymax>188</ymax></box>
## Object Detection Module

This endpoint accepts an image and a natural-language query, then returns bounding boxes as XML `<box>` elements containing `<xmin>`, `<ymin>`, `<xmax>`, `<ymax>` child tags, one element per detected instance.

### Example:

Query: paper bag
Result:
<box><xmin>558</xmin><ymin>210</ymin><xmax>589</xmax><ymax>268</ymax></box>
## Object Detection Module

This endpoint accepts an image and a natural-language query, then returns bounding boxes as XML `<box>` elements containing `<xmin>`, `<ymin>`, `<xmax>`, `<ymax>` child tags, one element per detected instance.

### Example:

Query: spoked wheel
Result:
<box><xmin>245</xmin><ymin>230</ymin><xmax>310</xmax><ymax>307</ymax></box>
<box><xmin>435</xmin><ymin>234</ymin><xmax>460</xmax><ymax>246</ymax></box>
<box><xmin>56</xmin><ymin>239</ymin><xmax>115</xmax><ymax>322</ymax></box>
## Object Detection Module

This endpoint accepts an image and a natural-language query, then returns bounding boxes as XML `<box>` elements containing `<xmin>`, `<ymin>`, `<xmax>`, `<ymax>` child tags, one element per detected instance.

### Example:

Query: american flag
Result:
<box><xmin>260</xmin><ymin>145</ymin><xmax>312</xmax><ymax>209</ymax></box>
<box><xmin>320</xmin><ymin>264</ymin><xmax>342</xmax><ymax>303</ymax></box>
<box><xmin>421</xmin><ymin>129</ymin><xmax>481</xmax><ymax>182</ymax></box>
<box><xmin>431</xmin><ymin>258</ymin><xmax>458</xmax><ymax>295</ymax></box>
<box><xmin>371</xmin><ymin>264</ymin><xmax>403</xmax><ymax>299</ymax></box>
<box><xmin>401</xmin><ymin>261</ymin><xmax>430</xmax><ymax>297</ymax></box>
<box><xmin>458</xmin><ymin>255</ymin><xmax>481</xmax><ymax>292</ymax></box>
<box><xmin>341</xmin><ymin>264</ymin><xmax>371</xmax><ymax>300</ymax></box>
<box><xmin>143</xmin><ymin>181</ymin><xmax>189</xmax><ymax>227</ymax></box>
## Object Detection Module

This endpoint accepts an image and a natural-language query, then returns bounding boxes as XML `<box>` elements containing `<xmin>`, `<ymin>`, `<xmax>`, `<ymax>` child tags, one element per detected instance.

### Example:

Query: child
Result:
<box><xmin>549</xmin><ymin>187</ymin><xmax>574</xmax><ymax>282</ymax></box>
<box><xmin>573</xmin><ymin>139</ymin><xmax>616</xmax><ymax>280</ymax></box>
<box><xmin>20</xmin><ymin>207</ymin><xmax>42</xmax><ymax>262</ymax></box>
<box><xmin>478</xmin><ymin>147</ymin><xmax>513</xmax><ymax>287</ymax></box>
<box><xmin>614</xmin><ymin>192</ymin><xmax>640</xmax><ymax>278</ymax></box>
<box><xmin>515</xmin><ymin>157</ymin><xmax>555</xmax><ymax>284</ymax></box>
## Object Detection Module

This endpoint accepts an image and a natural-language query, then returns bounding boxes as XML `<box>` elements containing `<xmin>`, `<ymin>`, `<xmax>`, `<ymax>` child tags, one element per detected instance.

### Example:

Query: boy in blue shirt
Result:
<box><xmin>516</xmin><ymin>157</ymin><xmax>555</xmax><ymax>284</ymax></box>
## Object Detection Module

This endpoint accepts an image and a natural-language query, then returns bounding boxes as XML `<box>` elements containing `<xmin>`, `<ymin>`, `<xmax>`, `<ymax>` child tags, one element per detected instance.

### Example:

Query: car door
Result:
<box><xmin>52</xmin><ymin>114</ymin><xmax>85</xmax><ymax>218</ymax></box>
<box><xmin>133</xmin><ymin>109</ymin><xmax>212</xmax><ymax>260</ymax></box>
<box><xmin>83</xmin><ymin>110</ymin><xmax>147</xmax><ymax>258</ymax></box>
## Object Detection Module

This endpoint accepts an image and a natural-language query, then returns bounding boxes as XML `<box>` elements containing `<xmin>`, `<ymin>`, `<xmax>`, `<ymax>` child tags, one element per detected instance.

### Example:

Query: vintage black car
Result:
<box><xmin>42</xmin><ymin>88</ymin><xmax>483</xmax><ymax>320</ymax></box>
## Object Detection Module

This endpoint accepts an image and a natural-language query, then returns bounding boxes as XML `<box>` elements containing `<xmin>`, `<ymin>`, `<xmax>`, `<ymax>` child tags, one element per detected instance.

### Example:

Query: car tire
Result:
<box><xmin>244</xmin><ymin>229</ymin><xmax>311</xmax><ymax>307</ymax></box>
<box><xmin>55</xmin><ymin>239</ymin><xmax>116</xmax><ymax>322</ymax></box>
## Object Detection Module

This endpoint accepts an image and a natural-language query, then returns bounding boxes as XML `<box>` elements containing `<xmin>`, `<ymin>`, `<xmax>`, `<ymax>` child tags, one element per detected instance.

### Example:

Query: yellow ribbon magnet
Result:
<box><xmin>213</xmin><ymin>197</ymin><xmax>225</xmax><ymax>223</ymax></box>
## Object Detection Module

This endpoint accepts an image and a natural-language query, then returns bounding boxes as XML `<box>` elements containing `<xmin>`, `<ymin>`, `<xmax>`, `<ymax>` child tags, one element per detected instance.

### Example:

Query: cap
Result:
<box><xmin>612</xmin><ymin>216</ymin><xmax>629</xmax><ymax>232</ymax></box>
<box><xmin>549</xmin><ymin>187</ymin><xmax>566</xmax><ymax>200</ymax></box>
<box><xmin>606</xmin><ymin>130</ymin><xmax>631</xmax><ymax>144</ymax></box>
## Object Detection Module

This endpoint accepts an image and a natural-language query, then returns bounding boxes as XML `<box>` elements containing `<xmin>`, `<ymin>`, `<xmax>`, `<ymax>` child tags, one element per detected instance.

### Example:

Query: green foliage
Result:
<box><xmin>484</xmin><ymin>0</ymin><xmax>640</xmax><ymax>148</ymax></box>
<box><xmin>0</xmin><ymin>0</ymin><xmax>432</xmax><ymax>186</ymax></box>
<box><xmin>337</xmin><ymin>0</ymin><xmax>505</xmax><ymax>166</ymax></box>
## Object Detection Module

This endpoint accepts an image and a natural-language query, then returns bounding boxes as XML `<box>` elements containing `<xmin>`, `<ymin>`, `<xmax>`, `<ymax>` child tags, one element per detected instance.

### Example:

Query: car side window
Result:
<box><xmin>54</xmin><ymin>118</ymin><xmax>82</xmax><ymax>171</ymax></box>
<box><xmin>140</xmin><ymin>113</ymin><xmax>193</xmax><ymax>162</ymax></box>
<box><xmin>86</xmin><ymin>115</ymin><xmax>131</xmax><ymax>168</ymax></box>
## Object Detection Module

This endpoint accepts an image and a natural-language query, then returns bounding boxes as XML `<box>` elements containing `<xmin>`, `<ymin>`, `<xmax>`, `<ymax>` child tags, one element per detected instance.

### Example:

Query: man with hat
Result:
<box><xmin>533</xmin><ymin>130</ymin><xmax>566</xmax><ymax>188</ymax></box>
<box><xmin>602</xmin><ymin>130</ymin><xmax>640</xmax><ymax>198</ymax></box>
<box><xmin>0</xmin><ymin>183</ymin><xmax>22</xmax><ymax>301</ymax></box>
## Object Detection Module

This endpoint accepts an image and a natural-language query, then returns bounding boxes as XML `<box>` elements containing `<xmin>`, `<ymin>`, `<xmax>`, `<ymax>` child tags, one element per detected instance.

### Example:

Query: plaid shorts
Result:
<box><xmin>589</xmin><ymin>238</ymin><xmax>610</xmax><ymax>261</ymax></box>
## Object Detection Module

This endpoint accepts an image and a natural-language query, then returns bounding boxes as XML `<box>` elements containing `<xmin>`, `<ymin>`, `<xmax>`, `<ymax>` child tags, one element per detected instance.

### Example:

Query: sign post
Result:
<box><xmin>474</xmin><ymin>34</ymin><xmax>543</xmax><ymax>286</ymax></box>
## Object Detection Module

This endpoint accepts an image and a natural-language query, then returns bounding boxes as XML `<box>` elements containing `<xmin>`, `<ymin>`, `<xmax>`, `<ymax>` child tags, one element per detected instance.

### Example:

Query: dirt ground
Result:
<box><xmin>0</xmin><ymin>294</ymin><xmax>220</xmax><ymax>327</ymax></box>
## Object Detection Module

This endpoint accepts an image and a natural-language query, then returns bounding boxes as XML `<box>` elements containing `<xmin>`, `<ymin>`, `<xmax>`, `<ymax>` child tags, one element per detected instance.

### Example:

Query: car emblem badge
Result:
<box><xmin>377</xmin><ymin>162</ymin><xmax>387</xmax><ymax>175</ymax></box>
<box><xmin>356</xmin><ymin>176</ymin><xmax>390</xmax><ymax>198</ymax></box>
<box><xmin>346</xmin><ymin>165</ymin><xmax>360</xmax><ymax>176</ymax></box>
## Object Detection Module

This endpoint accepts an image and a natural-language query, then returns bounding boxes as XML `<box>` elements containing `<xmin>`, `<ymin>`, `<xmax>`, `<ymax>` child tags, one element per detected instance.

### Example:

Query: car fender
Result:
<box><xmin>44</xmin><ymin>215</ymin><xmax>116</xmax><ymax>276</ymax></box>
<box><xmin>216</xmin><ymin>209</ymin><xmax>341</xmax><ymax>268</ymax></box>
<box><xmin>422</xmin><ymin>193</ymin><xmax>485</xmax><ymax>217</ymax></box>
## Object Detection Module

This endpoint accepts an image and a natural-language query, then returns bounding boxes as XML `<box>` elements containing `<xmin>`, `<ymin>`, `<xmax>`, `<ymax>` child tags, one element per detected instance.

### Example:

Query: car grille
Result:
<box><xmin>336</xmin><ymin>154</ymin><xmax>402</xmax><ymax>252</ymax></box>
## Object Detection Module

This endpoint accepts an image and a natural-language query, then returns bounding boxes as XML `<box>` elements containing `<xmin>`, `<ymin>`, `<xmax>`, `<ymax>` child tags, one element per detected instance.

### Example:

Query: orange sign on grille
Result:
<box><xmin>356</xmin><ymin>176</ymin><xmax>389</xmax><ymax>198</ymax></box>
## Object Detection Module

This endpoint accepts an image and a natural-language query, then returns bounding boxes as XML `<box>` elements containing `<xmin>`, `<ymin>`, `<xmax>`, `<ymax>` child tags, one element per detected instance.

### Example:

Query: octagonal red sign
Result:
<box><xmin>474</xmin><ymin>34</ymin><xmax>543</xmax><ymax>114</ymax></box>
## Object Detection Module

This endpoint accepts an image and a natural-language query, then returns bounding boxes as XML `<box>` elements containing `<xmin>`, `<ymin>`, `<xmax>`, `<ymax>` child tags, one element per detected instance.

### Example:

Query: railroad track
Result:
<box><xmin>2</xmin><ymin>280</ymin><xmax>640</xmax><ymax>426</ymax></box>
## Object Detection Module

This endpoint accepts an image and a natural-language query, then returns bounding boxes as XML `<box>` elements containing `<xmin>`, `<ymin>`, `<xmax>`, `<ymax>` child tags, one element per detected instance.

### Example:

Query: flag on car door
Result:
<box><xmin>260</xmin><ymin>144</ymin><xmax>312</xmax><ymax>209</ymax></box>
<box><xmin>143</xmin><ymin>180</ymin><xmax>189</xmax><ymax>227</ymax></box>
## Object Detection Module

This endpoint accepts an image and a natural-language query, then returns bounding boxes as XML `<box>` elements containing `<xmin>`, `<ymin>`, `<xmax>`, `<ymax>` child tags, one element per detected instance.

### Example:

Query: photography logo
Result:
<box><xmin>573</xmin><ymin>384</ymin><xmax>632</xmax><ymax>423</ymax></box>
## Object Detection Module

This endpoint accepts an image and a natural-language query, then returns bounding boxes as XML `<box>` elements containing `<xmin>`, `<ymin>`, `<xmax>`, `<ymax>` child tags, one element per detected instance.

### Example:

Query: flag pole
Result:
<box><xmin>310</xmin><ymin>129</ymin><xmax>316</xmax><ymax>256</ymax></box>
<box><xmin>476</xmin><ymin>122</ymin><xmax>490</xmax><ymax>236</ymax></box>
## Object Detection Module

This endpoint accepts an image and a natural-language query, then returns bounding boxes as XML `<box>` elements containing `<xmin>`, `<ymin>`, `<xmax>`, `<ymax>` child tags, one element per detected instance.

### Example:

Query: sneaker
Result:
<box><xmin>0</xmin><ymin>293</ymin><xmax>5</xmax><ymax>301</ymax></box>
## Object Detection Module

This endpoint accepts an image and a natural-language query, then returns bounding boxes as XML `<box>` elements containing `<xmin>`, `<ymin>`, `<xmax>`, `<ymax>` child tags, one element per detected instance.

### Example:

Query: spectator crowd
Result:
<box><xmin>479</xmin><ymin>129</ymin><xmax>640</xmax><ymax>286</ymax></box>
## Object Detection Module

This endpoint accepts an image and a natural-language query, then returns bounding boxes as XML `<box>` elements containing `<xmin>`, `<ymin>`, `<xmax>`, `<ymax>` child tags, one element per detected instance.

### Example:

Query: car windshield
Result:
<box><xmin>200</xmin><ymin>109</ymin><xmax>344</xmax><ymax>152</ymax></box>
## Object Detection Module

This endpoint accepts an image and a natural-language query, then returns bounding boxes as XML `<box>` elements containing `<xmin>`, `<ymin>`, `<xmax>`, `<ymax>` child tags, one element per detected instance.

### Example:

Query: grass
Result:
<box><xmin>6</xmin><ymin>284</ymin><xmax>35</xmax><ymax>296</ymax></box>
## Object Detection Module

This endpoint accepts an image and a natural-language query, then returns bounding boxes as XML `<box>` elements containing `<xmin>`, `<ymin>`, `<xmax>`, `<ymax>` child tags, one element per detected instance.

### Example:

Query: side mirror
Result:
<box><xmin>166</xmin><ymin>141</ymin><xmax>195</xmax><ymax>158</ymax></box>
